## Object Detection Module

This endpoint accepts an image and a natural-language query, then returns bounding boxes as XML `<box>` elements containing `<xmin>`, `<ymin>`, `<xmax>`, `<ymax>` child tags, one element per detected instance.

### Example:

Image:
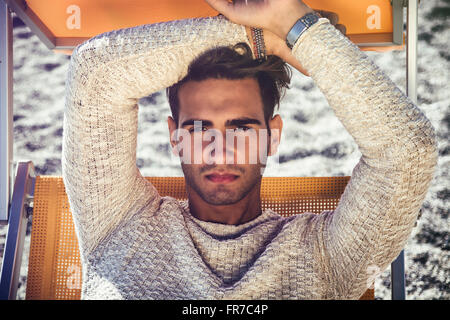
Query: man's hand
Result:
<box><xmin>205</xmin><ymin>0</ymin><xmax>313</xmax><ymax>40</ymax></box>
<box><xmin>243</xmin><ymin>9</ymin><xmax>347</xmax><ymax>77</ymax></box>
<box><xmin>206</xmin><ymin>1</ymin><xmax>347</xmax><ymax>76</ymax></box>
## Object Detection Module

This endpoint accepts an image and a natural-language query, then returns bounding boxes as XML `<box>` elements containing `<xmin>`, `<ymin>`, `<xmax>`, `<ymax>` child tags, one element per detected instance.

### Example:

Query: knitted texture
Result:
<box><xmin>62</xmin><ymin>16</ymin><xmax>437</xmax><ymax>299</ymax></box>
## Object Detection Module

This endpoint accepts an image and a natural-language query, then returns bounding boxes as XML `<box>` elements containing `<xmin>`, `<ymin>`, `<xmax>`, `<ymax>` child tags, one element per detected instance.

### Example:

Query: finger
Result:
<box><xmin>335</xmin><ymin>24</ymin><xmax>347</xmax><ymax>35</ymax></box>
<box><xmin>204</xmin><ymin>0</ymin><xmax>234</xmax><ymax>17</ymax></box>
<box><xmin>314</xmin><ymin>10</ymin><xmax>339</xmax><ymax>25</ymax></box>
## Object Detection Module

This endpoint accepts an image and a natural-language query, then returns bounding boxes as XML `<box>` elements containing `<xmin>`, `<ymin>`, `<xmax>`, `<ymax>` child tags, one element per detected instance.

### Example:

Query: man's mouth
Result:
<box><xmin>204</xmin><ymin>172</ymin><xmax>240</xmax><ymax>184</ymax></box>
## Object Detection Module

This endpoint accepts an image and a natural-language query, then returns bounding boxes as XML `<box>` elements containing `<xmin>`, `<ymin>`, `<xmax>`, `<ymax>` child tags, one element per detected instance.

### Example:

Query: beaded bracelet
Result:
<box><xmin>250</xmin><ymin>27</ymin><xmax>266</xmax><ymax>61</ymax></box>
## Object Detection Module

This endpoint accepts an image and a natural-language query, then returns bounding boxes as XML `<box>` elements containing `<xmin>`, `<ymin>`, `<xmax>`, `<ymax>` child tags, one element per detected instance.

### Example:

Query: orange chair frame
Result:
<box><xmin>25</xmin><ymin>173</ymin><xmax>374</xmax><ymax>300</ymax></box>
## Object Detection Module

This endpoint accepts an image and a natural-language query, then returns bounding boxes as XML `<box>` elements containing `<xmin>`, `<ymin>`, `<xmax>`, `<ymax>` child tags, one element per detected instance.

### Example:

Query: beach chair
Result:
<box><xmin>1</xmin><ymin>0</ymin><xmax>417</xmax><ymax>299</ymax></box>
<box><xmin>3</xmin><ymin>161</ymin><xmax>377</xmax><ymax>300</ymax></box>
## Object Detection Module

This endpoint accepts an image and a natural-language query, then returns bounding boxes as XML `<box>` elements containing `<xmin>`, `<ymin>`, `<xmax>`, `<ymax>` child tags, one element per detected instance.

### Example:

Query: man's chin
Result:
<box><xmin>200</xmin><ymin>189</ymin><xmax>241</xmax><ymax>206</ymax></box>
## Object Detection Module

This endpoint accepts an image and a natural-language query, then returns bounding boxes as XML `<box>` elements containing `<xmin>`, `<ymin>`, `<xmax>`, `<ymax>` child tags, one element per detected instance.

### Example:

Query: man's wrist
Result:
<box><xmin>285</xmin><ymin>12</ymin><xmax>321</xmax><ymax>49</ymax></box>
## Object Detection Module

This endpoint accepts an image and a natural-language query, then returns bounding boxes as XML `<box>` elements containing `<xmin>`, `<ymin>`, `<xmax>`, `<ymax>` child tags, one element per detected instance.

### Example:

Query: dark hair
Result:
<box><xmin>166</xmin><ymin>42</ymin><xmax>291</xmax><ymax>126</ymax></box>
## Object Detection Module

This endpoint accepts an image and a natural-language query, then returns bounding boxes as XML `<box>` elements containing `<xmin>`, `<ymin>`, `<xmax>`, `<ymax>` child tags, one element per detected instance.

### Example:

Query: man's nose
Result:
<box><xmin>200</xmin><ymin>128</ymin><xmax>234</xmax><ymax>165</ymax></box>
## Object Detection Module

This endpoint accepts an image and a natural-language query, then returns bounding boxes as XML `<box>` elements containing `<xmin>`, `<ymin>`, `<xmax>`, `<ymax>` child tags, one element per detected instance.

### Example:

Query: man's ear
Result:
<box><xmin>167</xmin><ymin>116</ymin><xmax>178</xmax><ymax>155</ymax></box>
<box><xmin>268</xmin><ymin>114</ymin><xmax>283</xmax><ymax>156</ymax></box>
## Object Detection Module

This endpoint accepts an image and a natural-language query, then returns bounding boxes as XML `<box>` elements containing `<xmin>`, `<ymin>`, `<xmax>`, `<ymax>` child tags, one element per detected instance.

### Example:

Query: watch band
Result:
<box><xmin>286</xmin><ymin>12</ymin><xmax>320</xmax><ymax>49</ymax></box>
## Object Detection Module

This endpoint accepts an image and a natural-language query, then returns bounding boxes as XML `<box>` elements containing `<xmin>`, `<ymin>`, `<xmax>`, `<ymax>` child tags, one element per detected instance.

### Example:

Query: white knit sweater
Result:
<box><xmin>62</xmin><ymin>16</ymin><xmax>437</xmax><ymax>299</ymax></box>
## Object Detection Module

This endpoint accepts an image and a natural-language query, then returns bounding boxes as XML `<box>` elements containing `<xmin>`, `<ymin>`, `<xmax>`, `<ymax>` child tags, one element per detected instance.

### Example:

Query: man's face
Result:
<box><xmin>168</xmin><ymin>78</ymin><xmax>282</xmax><ymax>206</ymax></box>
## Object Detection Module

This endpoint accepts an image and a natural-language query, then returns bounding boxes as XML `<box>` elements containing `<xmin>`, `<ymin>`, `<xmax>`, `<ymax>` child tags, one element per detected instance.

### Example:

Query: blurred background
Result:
<box><xmin>0</xmin><ymin>0</ymin><xmax>448</xmax><ymax>299</ymax></box>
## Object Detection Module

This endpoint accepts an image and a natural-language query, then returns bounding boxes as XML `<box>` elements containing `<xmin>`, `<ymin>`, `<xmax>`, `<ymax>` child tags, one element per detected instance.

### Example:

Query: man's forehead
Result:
<box><xmin>179</xmin><ymin>77</ymin><xmax>260</xmax><ymax>91</ymax></box>
<box><xmin>177</xmin><ymin>78</ymin><xmax>264</xmax><ymax>122</ymax></box>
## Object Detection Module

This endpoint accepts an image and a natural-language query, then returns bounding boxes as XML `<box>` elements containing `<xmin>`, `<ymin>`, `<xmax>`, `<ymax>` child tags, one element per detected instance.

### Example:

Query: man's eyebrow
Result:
<box><xmin>180</xmin><ymin>119</ymin><xmax>213</xmax><ymax>127</ymax></box>
<box><xmin>225</xmin><ymin>117</ymin><xmax>262</xmax><ymax>126</ymax></box>
<box><xmin>180</xmin><ymin>117</ymin><xmax>262</xmax><ymax>127</ymax></box>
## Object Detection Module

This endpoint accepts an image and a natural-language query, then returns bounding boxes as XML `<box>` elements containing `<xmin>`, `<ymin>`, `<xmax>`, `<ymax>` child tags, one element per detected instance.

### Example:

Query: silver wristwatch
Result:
<box><xmin>286</xmin><ymin>12</ymin><xmax>320</xmax><ymax>49</ymax></box>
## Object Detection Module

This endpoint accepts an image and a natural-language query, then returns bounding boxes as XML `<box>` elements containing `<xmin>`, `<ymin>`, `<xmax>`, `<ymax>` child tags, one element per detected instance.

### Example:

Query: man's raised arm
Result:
<box><xmin>62</xmin><ymin>16</ymin><xmax>250</xmax><ymax>256</ymax></box>
<box><xmin>208</xmin><ymin>0</ymin><xmax>438</xmax><ymax>298</ymax></box>
<box><xmin>292</xmin><ymin>19</ymin><xmax>437</xmax><ymax>298</ymax></box>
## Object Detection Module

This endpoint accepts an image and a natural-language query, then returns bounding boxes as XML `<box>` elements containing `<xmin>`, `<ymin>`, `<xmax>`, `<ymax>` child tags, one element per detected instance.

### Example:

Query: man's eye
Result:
<box><xmin>188</xmin><ymin>127</ymin><xmax>208</xmax><ymax>133</ymax></box>
<box><xmin>233</xmin><ymin>126</ymin><xmax>250</xmax><ymax>132</ymax></box>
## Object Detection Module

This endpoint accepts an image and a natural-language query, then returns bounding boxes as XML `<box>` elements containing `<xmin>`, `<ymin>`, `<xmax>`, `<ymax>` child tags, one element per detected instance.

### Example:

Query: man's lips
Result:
<box><xmin>204</xmin><ymin>172</ymin><xmax>240</xmax><ymax>184</ymax></box>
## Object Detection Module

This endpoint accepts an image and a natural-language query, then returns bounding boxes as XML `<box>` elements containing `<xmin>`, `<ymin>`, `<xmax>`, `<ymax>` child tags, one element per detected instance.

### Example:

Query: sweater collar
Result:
<box><xmin>178</xmin><ymin>199</ymin><xmax>282</xmax><ymax>238</ymax></box>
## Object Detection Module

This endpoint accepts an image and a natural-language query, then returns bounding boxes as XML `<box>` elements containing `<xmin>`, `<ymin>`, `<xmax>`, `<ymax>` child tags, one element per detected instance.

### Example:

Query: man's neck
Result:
<box><xmin>186</xmin><ymin>185</ymin><xmax>262</xmax><ymax>225</ymax></box>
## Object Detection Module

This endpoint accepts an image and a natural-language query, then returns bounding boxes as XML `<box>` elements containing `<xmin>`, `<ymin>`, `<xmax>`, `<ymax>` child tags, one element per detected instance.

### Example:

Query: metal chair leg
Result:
<box><xmin>0</xmin><ymin>161</ymin><xmax>35</xmax><ymax>300</ymax></box>
<box><xmin>389</xmin><ymin>0</ymin><xmax>419</xmax><ymax>301</ymax></box>
<box><xmin>391</xmin><ymin>250</ymin><xmax>406</xmax><ymax>300</ymax></box>
<box><xmin>0</xmin><ymin>0</ymin><xmax>14</xmax><ymax>223</ymax></box>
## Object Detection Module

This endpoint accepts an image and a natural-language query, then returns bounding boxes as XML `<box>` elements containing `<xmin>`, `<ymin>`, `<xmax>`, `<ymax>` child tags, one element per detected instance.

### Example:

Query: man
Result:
<box><xmin>62</xmin><ymin>0</ymin><xmax>437</xmax><ymax>299</ymax></box>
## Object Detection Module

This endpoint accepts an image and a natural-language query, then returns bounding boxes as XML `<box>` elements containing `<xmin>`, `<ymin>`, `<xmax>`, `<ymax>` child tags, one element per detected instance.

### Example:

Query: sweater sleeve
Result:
<box><xmin>62</xmin><ymin>16</ymin><xmax>250</xmax><ymax>256</ymax></box>
<box><xmin>292</xmin><ymin>19</ymin><xmax>438</xmax><ymax>299</ymax></box>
